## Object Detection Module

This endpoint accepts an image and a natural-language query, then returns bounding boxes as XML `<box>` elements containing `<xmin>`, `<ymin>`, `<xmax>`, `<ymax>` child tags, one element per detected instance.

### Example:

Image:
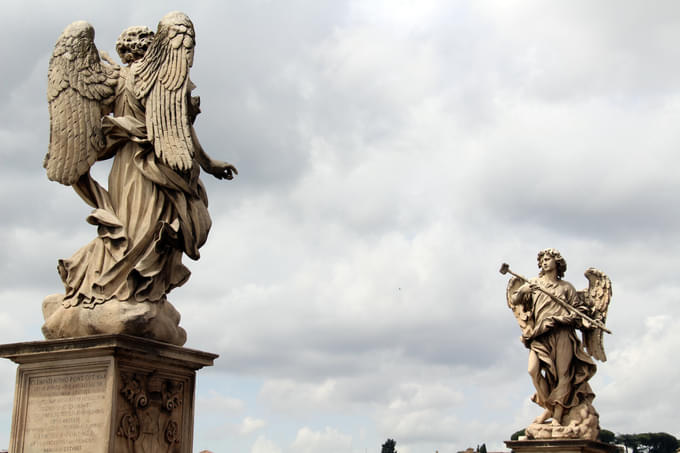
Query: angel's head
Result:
<box><xmin>116</xmin><ymin>26</ymin><xmax>154</xmax><ymax>64</ymax></box>
<box><xmin>537</xmin><ymin>248</ymin><xmax>566</xmax><ymax>280</ymax></box>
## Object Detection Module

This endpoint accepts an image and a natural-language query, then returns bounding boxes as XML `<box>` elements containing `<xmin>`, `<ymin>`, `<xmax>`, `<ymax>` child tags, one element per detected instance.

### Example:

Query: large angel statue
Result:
<box><xmin>42</xmin><ymin>12</ymin><xmax>237</xmax><ymax>346</ymax></box>
<box><xmin>501</xmin><ymin>249</ymin><xmax>612</xmax><ymax>440</ymax></box>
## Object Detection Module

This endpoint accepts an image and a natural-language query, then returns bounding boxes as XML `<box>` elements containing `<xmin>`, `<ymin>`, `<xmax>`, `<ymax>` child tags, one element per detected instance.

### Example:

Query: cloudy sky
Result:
<box><xmin>1</xmin><ymin>1</ymin><xmax>679</xmax><ymax>452</ymax></box>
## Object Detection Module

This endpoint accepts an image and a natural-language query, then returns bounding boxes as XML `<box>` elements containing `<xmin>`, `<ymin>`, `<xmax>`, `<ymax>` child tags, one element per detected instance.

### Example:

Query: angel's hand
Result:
<box><xmin>519</xmin><ymin>282</ymin><xmax>538</xmax><ymax>296</ymax></box>
<box><xmin>206</xmin><ymin>159</ymin><xmax>238</xmax><ymax>180</ymax></box>
<box><xmin>99</xmin><ymin>50</ymin><xmax>117</xmax><ymax>66</ymax></box>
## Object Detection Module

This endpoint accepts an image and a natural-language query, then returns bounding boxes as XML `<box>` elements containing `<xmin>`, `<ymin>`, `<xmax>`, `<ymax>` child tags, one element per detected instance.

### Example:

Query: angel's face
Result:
<box><xmin>540</xmin><ymin>254</ymin><xmax>557</xmax><ymax>273</ymax></box>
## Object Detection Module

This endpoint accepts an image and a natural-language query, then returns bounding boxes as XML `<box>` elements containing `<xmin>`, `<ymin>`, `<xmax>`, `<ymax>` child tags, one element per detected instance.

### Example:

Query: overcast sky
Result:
<box><xmin>1</xmin><ymin>1</ymin><xmax>679</xmax><ymax>452</ymax></box>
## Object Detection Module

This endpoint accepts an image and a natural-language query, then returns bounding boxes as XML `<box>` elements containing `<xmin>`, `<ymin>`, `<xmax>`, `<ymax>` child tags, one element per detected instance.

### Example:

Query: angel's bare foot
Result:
<box><xmin>533</xmin><ymin>409</ymin><xmax>551</xmax><ymax>424</ymax></box>
<box><xmin>552</xmin><ymin>405</ymin><xmax>563</xmax><ymax>426</ymax></box>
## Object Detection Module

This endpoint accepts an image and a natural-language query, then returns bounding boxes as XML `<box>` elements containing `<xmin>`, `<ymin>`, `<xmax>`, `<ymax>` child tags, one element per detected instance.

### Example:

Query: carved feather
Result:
<box><xmin>578</xmin><ymin>267</ymin><xmax>612</xmax><ymax>362</ymax></box>
<box><xmin>132</xmin><ymin>11</ymin><xmax>196</xmax><ymax>172</ymax></box>
<box><xmin>506</xmin><ymin>276</ymin><xmax>534</xmax><ymax>340</ymax></box>
<box><xmin>45</xmin><ymin>21</ymin><xmax>118</xmax><ymax>185</ymax></box>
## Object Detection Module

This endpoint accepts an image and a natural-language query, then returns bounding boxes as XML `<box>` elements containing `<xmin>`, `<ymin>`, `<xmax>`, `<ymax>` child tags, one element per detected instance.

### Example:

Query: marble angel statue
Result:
<box><xmin>500</xmin><ymin>249</ymin><xmax>612</xmax><ymax>440</ymax></box>
<box><xmin>42</xmin><ymin>12</ymin><xmax>237</xmax><ymax>346</ymax></box>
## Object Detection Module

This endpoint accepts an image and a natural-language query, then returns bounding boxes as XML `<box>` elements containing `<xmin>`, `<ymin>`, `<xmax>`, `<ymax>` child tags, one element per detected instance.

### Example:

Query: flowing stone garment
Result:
<box><xmin>43</xmin><ymin>12</ymin><xmax>237</xmax><ymax>346</ymax></box>
<box><xmin>42</xmin><ymin>65</ymin><xmax>210</xmax><ymax>345</ymax></box>
<box><xmin>514</xmin><ymin>278</ymin><xmax>597</xmax><ymax>412</ymax></box>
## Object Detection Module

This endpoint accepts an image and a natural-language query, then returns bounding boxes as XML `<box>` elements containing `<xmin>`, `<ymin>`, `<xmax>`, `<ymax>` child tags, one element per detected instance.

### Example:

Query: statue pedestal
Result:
<box><xmin>0</xmin><ymin>335</ymin><xmax>217</xmax><ymax>453</ymax></box>
<box><xmin>505</xmin><ymin>439</ymin><xmax>620</xmax><ymax>453</ymax></box>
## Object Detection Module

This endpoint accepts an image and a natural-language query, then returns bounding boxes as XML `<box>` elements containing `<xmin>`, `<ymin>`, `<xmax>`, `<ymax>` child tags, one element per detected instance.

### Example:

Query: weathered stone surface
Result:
<box><xmin>526</xmin><ymin>401</ymin><xmax>599</xmax><ymax>440</ymax></box>
<box><xmin>42</xmin><ymin>295</ymin><xmax>187</xmax><ymax>346</ymax></box>
<box><xmin>0</xmin><ymin>335</ymin><xmax>217</xmax><ymax>453</ymax></box>
<box><xmin>24</xmin><ymin>368</ymin><xmax>112</xmax><ymax>453</ymax></box>
<box><xmin>42</xmin><ymin>11</ymin><xmax>237</xmax><ymax>346</ymax></box>
<box><xmin>505</xmin><ymin>439</ymin><xmax>619</xmax><ymax>453</ymax></box>
<box><xmin>502</xmin><ymin>249</ymin><xmax>613</xmax><ymax>439</ymax></box>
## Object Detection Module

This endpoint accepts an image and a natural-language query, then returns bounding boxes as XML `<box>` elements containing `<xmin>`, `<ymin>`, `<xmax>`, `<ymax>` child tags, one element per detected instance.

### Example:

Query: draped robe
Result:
<box><xmin>514</xmin><ymin>278</ymin><xmax>597</xmax><ymax>411</ymax></box>
<box><xmin>57</xmin><ymin>65</ymin><xmax>211</xmax><ymax>308</ymax></box>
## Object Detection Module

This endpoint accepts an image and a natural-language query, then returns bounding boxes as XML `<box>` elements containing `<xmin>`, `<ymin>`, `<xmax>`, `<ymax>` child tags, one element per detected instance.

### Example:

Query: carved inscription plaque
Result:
<box><xmin>23</xmin><ymin>370</ymin><xmax>110</xmax><ymax>453</ymax></box>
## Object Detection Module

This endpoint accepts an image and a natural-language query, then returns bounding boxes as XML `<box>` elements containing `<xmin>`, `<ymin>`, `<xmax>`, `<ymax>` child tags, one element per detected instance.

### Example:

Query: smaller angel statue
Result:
<box><xmin>500</xmin><ymin>249</ymin><xmax>612</xmax><ymax>440</ymax></box>
<box><xmin>42</xmin><ymin>12</ymin><xmax>237</xmax><ymax>346</ymax></box>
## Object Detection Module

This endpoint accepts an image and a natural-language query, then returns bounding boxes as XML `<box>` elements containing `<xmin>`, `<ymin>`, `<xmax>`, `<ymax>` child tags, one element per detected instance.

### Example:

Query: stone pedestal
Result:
<box><xmin>505</xmin><ymin>439</ymin><xmax>621</xmax><ymax>453</ymax></box>
<box><xmin>0</xmin><ymin>335</ymin><xmax>217</xmax><ymax>453</ymax></box>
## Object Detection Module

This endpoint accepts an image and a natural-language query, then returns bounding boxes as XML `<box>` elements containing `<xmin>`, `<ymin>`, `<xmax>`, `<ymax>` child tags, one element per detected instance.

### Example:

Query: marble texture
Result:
<box><xmin>42</xmin><ymin>12</ymin><xmax>237</xmax><ymax>346</ymax></box>
<box><xmin>502</xmin><ymin>249</ymin><xmax>612</xmax><ymax>440</ymax></box>
<box><xmin>505</xmin><ymin>439</ymin><xmax>619</xmax><ymax>453</ymax></box>
<box><xmin>0</xmin><ymin>335</ymin><xmax>217</xmax><ymax>453</ymax></box>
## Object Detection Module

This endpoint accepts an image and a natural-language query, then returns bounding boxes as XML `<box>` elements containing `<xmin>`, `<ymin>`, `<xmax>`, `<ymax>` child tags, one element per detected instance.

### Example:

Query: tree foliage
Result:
<box><xmin>381</xmin><ymin>438</ymin><xmax>397</xmax><ymax>453</ymax></box>
<box><xmin>598</xmin><ymin>429</ymin><xmax>616</xmax><ymax>444</ymax></box>
<box><xmin>600</xmin><ymin>431</ymin><xmax>678</xmax><ymax>453</ymax></box>
<box><xmin>626</xmin><ymin>432</ymin><xmax>678</xmax><ymax>453</ymax></box>
<box><xmin>510</xmin><ymin>428</ymin><xmax>678</xmax><ymax>453</ymax></box>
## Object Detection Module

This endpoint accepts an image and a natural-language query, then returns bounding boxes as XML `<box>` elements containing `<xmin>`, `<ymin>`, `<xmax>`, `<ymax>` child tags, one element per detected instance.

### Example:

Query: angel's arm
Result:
<box><xmin>191</xmin><ymin>125</ymin><xmax>238</xmax><ymax>180</ymax></box>
<box><xmin>562</xmin><ymin>283</ymin><xmax>593</xmax><ymax>327</ymax></box>
<box><xmin>509</xmin><ymin>281</ymin><xmax>533</xmax><ymax>306</ymax></box>
<box><xmin>184</xmin><ymin>86</ymin><xmax>233</xmax><ymax>178</ymax></box>
<box><xmin>567</xmin><ymin>284</ymin><xmax>589</xmax><ymax>312</ymax></box>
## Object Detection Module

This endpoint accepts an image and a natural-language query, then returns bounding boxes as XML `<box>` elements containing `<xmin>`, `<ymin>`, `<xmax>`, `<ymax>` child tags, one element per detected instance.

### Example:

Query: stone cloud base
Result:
<box><xmin>0</xmin><ymin>335</ymin><xmax>217</xmax><ymax>453</ymax></box>
<box><xmin>505</xmin><ymin>439</ymin><xmax>621</xmax><ymax>453</ymax></box>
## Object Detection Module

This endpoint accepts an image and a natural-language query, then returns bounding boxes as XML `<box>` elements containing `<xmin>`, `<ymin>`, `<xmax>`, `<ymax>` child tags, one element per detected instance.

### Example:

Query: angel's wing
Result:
<box><xmin>506</xmin><ymin>276</ymin><xmax>533</xmax><ymax>338</ymax></box>
<box><xmin>133</xmin><ymin>11</ymin><xmax>196</xmax><ymax>172</ymax></box>
<box><xmin>44</xmin><ymin>21</ymin><xmax>118</xmax><ymax>185</ymax></box>
<box><xmin>578</xmin><ymin>267</ymin><xmax>612</xmax><ymax>362</ymax></box>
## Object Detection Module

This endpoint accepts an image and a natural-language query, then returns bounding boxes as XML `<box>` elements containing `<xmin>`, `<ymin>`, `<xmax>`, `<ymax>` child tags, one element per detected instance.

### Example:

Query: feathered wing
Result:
<box><xmin>45</xmin><ymin>21</ymin><xmax>118</xmax><ymax>185</ymax></box>
<box><xmin>577</xmin><ymin>267</ymin><xmax>612</xmax><ymax>361</ymax></box>
<box><xmin>506</xmin><ymin>276</ymin><xmax>534</xmax><ymax>339</ymax></box>
<box><xmin>133</xmin><ymin>11</ymin><xmax>196</xmax><ymax>172</ymax></box>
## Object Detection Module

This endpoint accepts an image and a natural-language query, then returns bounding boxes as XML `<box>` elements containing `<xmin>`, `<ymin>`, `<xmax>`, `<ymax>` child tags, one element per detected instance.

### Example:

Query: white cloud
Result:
<box><xmin>261</xmin><ymin>379</ymin><xmax>338</xmax><ymax>411</ymax></box>
<box><xmin>196</xmin><ymin>390</ymin><xmax>246</xmax><ymax>414</ymax></box>
<box><xmin>597</xmin><ymin>315</ymin><xmax>680</xmax><ymax>433</ymax></box>
<box><xmin>251</xmin><ymin>436</ymin><xmax>283</xmax><ymax>453</ymax></box>
<box><xmin>2</xmin><ymin>1</ymin><xmax>680</xmax><ymax>452</ymax></box>
<box><xmin>291</xmin><ymin>427</ymin><xmax>353</xmax><ymax>453</ymax></box>
<box><xmin>239</xmin><ymin>416</ymin><xmax>267</xmax><ymax>435</ymax></box>
<box><xmin>387</xmin><ymin>382</ymin><xmax>464</xmax><ymax>411</ymax></box>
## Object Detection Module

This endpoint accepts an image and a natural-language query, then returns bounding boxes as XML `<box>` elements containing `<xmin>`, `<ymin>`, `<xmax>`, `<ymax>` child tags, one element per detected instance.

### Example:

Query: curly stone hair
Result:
<box><xmin>116</xmin><ymin>26</ymin><xmax>154</xmax><ymax>64</ymax></box>
<box><xmin>537</xmin><ymin>248</ymin><xmax>567</xmax><ymax>280</ymax></box>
